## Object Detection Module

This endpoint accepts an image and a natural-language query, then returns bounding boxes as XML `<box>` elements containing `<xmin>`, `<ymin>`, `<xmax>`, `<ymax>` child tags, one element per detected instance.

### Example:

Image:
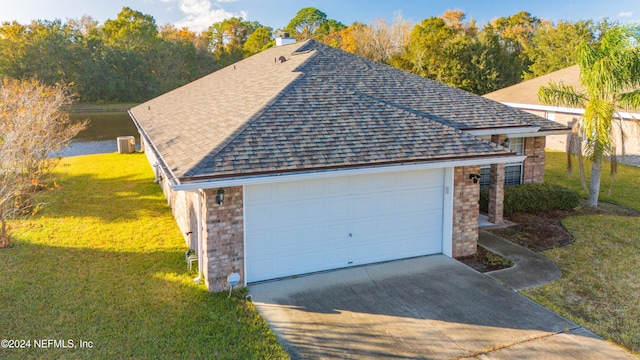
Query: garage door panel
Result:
<box><xmin>245</xmin><ymin>169</ymin><xmax>446</xmax><ymax>283</ymax></box>
<box><xmin>349</xmin><ymin>175</ymin><xmax>375</xmax><ymax>194</ymax></box>
<box><xmin>326</xmin><ymin>177</ymin><xmax>350</xmax><ymax>195</ymax></box>
<box><xmin>299</xmin><ymin>200</ymin><xmax>327</xmax><ymax>224</ymax></box>
<box><xmin>245</xmin><ymin>204</ymin><xmax>273</xmax><ymax>231</ymax></box>
<box><xmin>273</xmin><ymin>181</ymin><xmax>299</xmax><ymax>201</ymax></box>
<box><xmin>327</xmin><ymin>199</ymin><xmax>349</xmax><ymax>219</ymax></box>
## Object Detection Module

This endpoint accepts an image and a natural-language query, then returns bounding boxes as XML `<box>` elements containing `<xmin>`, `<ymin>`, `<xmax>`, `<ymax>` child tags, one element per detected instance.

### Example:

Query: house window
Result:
<box><xmin>505</xmin><ymin>137</ymin><xmax>524</xmax><ymax>187</ymax></box>
<box><xmin>504</xmin><ymin>164</ymin><xmax>523</xmax><ymax>186</ymax></box>
<box><xmin>480</xmin><ymin>137</ymin><xmax>524</xmax><ymax>189</ymax></box>
<box><xmin>480</xmin><ymin>167</ymin><xmax>490</xmax><ymax>189</ymax></box>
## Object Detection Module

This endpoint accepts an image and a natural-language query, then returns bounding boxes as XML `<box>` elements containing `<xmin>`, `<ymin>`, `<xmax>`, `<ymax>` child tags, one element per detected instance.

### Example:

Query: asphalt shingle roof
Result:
<box><xmin>130</xmin><ymin>40</ymin><xmax>563</xmax><ymax>182</ymax></box>
<box><xmin>483</xmin><ymin>65</ymin><xmax>581</xmax><ymax>106</ymax></box>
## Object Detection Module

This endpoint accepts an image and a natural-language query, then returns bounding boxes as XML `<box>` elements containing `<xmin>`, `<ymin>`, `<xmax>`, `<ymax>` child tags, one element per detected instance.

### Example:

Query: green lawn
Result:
<box><xmin>521</xmin><ymin>151</ymin><xmax>640</xmax><ymax>354</ymax></box>
<box><xmin>0</xmin><ymin>153</ymin><xmax>287</xmax><ymax>359</ymax></box>
<box><xmin>544</xmin><ymin>151</ymin><xmax>640</xmax><ymax>210</ymax></box>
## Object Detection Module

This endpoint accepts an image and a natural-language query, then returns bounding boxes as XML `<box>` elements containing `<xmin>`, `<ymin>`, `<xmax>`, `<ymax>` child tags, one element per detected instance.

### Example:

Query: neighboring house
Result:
<box><xmin>129</xmin><ymin>39</ymin><xmax>568</xmax><ymax>292</ymax></box>
<box><xmin>484</xmin><ymin>65</ymin><xmax>640</xmax><ymax>166</ymax></box>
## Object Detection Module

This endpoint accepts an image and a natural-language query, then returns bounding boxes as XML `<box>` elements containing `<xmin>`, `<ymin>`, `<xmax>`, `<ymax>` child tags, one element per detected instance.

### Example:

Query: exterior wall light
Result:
<box><xmin>503</xmin><ymin>137</ymin><xmax>511</xmax><ymax>148</ymax></box>
<box><xmin>216</xmin><ymin>188</ymin><xmax>225</xmax><ymax>205</ymax></box>
<box><xmin>469</xmin><ymin>174</ymin><xmax>481</xmax><ymax>184</ymax></box>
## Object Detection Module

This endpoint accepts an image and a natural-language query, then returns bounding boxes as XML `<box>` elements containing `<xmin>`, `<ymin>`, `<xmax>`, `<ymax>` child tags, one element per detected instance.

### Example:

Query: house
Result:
<box><xmin>128</xmin><ymin>39</ymin><xmax>569</xmax><ymax>292</ymax></box>
<box><xmin>484</xmin><ymin>65</ymin><xmax>640</xmax><ymax>166</ymax></box>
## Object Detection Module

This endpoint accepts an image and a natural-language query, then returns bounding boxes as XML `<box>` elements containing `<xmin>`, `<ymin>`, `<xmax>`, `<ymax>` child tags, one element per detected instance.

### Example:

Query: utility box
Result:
<box><xmin>117</xmin><ymin>136</ymin><xmax>135</xmax><ymax>154</ymax></box>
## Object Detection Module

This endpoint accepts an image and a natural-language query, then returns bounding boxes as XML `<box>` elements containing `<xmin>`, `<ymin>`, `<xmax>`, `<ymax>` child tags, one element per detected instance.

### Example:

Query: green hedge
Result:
<box><xmin>480</xmin><ymin>183</ymin><xmax>581</xmax><ymax>215</ymax></box>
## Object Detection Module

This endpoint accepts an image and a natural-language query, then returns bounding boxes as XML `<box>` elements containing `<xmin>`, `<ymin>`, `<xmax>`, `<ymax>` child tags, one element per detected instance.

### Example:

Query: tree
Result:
<box><xmin>102</xmin><ymin>7</ymin><xmax>159</xmax><ymax>51</ymax></box>
<box><xmin>0</xmin><ymin>78</ymin><xmax>85</xmax><ymax>247</ymax></box>
<box><xmin>285</xmin><ymin>7</ymin><xmax>328</xmax><ymax>40</ymax></box>
<box><xmin>337</xmin><ymin>14</ymin><xmax>410</xmax><ymax>64</ymax></box>
<box><xmin>23</xmin><ymin>20</ymin><xmax>78</xmax><ymax>86</ymax></box>
<box><xmin>538</xmin><ymin>26</ymin><xmax>640</xmax><ymax>207</ymax></box>
<box><xmin>243</xmin><ymin>27</ymin><xmax>273</xmax><ymax>56</ymax></box>
<box><xmin>482</xmin><ymin>11</ymin><xmax>541</xmax><ymax>81</ymax></box>
<box><xmin>525</xmin><ymin>20</ymin><xmax>596</xmax><ymax>79</ymax></box>
<box><xmin>0</xmin><ymin>21</ymin><xmax>29</xmax><ymax>79</ymax></box>
<box><xmin>206</xmin><ymin>17</ymin><xmax>262</xmax><ymax>66</ymax></box>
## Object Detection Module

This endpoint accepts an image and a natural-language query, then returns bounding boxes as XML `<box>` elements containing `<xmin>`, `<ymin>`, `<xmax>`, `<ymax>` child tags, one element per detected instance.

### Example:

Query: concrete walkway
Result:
<box><xmin>479</xmin><ymin>230</ymin><xmax>562</xmax><ymax>291</ymax></box>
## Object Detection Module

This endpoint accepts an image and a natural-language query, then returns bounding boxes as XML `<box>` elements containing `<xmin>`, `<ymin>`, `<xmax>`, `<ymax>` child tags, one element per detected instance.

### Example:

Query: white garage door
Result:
<box><xmin>245</xmin><ymin>169</ymin><xmax>445</xmax><ymax>283</ymax></box>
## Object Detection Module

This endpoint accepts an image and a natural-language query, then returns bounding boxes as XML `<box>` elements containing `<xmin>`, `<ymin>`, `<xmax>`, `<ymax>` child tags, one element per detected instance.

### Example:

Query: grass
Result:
<box><xmin>520</xmin><ymin>151</ymin><xmax>640</xmax><ymax>354</ymax></box>
<box><xmin>70</xmin><ymin>103</ymin><xmax>138</xmax><ymax>113</ymax></box>
<box><xmin>0</xmin><ymin>153</ymin><xmax>287</xmax><ymax>359</ymax></box>
<box><xmin>544</xmin><ymin>151</ymin><xmax>640</xmax><ymax>210</ymax></box>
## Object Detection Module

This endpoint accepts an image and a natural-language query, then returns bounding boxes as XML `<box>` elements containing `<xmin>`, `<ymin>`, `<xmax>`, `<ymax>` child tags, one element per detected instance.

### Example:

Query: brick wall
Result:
<box><xmin>523</xmin><ymin>136</ymin><xmax>546</xmax><ymax>184</ymax></box>
<box><xmin>201</xmin><ymin>186</ymin><xmax>244</xmax><ymax>292</ymax></box>
<box><xmin>452</xmin><ymin>166</ymin><xmax>480</xmax><ymax>257</ymax></box>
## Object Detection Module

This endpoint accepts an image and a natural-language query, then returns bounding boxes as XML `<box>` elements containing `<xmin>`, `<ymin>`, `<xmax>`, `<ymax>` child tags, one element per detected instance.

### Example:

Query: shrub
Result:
<box><xmin>480</xmin><ymin>183</ymin><xmax>581</xmax><ymax>215</ymax></box>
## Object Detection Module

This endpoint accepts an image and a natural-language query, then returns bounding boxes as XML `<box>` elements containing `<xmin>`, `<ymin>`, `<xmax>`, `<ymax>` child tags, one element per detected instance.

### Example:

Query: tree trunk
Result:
<box><xmin>0</xmin><ymin>213</ymin><xmax>7</xmax><ymax>248</ymax></box>
<box><xmin>587</xmin><ymin>156</ymin><xmax>602</xmax><ymax>208</ymax></box>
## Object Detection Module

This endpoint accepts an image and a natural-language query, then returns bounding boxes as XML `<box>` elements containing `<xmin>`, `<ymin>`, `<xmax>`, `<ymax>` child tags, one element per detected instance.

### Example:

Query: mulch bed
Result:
<box><xmin>457</xmin><ymin>201</ymin><xmax>640</xmax><ymax>272</ymax></box>
<box><xmin>456</xmin><ymin>246</ymin><xmax>513</xmax><ymax>273</ymax></box>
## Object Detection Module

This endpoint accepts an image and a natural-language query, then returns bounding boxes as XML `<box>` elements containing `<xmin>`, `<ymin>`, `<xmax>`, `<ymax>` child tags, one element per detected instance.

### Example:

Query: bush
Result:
<box><xmin>480</xmin><ymin>183</ymin><xmax>581</xmax><ymax>215</ymax></box>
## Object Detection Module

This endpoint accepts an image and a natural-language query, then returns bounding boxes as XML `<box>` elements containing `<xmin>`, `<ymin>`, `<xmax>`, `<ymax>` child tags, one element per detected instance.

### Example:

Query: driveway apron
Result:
<box><xmin>249</xmin><ymin>255</ymin><xmax>635</xmax><ymax>359</ymax></box>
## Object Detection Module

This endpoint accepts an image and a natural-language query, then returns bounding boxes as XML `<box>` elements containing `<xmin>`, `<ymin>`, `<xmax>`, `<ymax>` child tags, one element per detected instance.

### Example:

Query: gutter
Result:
<box><xmin>501</xmin><ymin>102</ymin><xmax>640</xmax><ymax>121</ymax></box>
<box><xmin>464</xmin><ymin>126</ymin><xmax>540</xmax><ymax>137</ymax></box>
<box><xmin>171</xmin><ymin>155</ymin><xmax>527</xmax><ymax>192</ymax></box>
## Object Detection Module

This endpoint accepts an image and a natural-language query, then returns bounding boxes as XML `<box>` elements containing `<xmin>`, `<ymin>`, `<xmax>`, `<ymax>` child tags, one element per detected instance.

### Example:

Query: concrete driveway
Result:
<box><xmin>249</xmin><ymin>255</ymin><xmax>635</xmax><ymax>359</ymax></box>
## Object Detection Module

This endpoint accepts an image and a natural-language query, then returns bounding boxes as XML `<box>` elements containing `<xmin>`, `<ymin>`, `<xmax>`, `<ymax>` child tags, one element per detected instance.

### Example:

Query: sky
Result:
<box><xmin>0</xmin><ymin>0</ymin><xmax>638</xmax><ymax>32</ymax></box>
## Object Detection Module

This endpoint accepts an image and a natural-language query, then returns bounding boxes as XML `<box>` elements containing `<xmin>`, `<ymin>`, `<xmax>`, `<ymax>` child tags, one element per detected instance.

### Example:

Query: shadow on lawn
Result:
<box><xmin>0</xmin><ymin>241</ymin><xmax>272</xmax><ymax>359</ymax></box>
<box><xmin>36</xmin><ymin>171</ymin><xmax>171</xmax><ymax>223</ymax></box>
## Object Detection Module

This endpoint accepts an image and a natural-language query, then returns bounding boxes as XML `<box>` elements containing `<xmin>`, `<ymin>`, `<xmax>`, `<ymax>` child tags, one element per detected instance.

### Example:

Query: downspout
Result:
<box><xmin>197</xmin><ymin>190</ymin><xmax>204</xmax><ymax>282</ymax></box>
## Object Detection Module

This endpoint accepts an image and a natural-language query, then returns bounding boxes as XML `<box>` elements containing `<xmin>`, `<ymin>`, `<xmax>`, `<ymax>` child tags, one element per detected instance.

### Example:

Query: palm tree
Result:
<box><xmin>538</xmin><ymin>26</ymin><xmax>640</xmax><ymax>207</ymax></box>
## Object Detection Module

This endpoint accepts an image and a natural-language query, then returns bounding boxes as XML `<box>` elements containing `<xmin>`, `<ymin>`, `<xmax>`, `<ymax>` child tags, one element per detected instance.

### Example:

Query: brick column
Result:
<box><xmin>488</xmin><ymin>163</ymin><xmax>505</xmax><ymax>224</ymax></box>
<box><xmin>488</xmin><ymin>134</ymin><xmax>507</xmax><ymax>225</ymax></box>
<box><xmin>523</xmin><ymin>136</ymin><xmax>546</xmax><ymax>183</ymax></box>
<box><xmin>201</xmin><ymin>186</ymin><xmax>244</xmax><ymax>292</ymax></box>
<box><xmin>452</xmin><ymin>166</ymin><xmax>480</xmax><ymax>257</ymax></box>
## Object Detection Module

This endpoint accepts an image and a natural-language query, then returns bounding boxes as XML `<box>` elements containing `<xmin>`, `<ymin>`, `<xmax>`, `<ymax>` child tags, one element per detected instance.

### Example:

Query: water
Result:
<box><xmin>54</xmin><ymin>112</ymin><xmax>140</xmax><ymax>157</ymax></box>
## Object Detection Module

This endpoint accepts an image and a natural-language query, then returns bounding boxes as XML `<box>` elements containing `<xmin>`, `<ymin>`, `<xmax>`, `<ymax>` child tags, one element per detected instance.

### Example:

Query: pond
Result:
<box><xmin>55</xmin><ymin>111</ymin><xmax>140</xmax><ymax>157</ymax></box>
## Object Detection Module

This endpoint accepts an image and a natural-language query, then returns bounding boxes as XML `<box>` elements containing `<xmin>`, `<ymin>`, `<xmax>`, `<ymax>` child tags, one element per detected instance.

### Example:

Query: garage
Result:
<box><xmin>244</xmin><ymin>168</ymin><xmax>447</xmax><ymax>283</ymax></box>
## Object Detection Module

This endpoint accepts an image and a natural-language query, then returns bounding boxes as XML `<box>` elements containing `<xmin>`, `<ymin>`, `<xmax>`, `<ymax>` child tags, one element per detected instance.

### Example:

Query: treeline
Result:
<box><xmin>0</xmin><ymin>7</ymin><xmax>613</xmax><ymax>102</ymax></box>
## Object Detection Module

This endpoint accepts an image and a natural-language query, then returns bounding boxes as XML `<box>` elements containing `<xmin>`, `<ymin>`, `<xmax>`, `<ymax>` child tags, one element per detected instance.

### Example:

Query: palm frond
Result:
<box><xmin>538</xmin><ymin>81</ymin><xmax>587</xmax><ymax>108</ymax></box>
<box><xmin>618</xmin><ymin>90</ymin><xmax>640</xmax><ymax>111</ymax></box>
<box><xmin>583</xmin><ymin>99</ymin><xmax>615</xmax><ymax>159</ymax></box>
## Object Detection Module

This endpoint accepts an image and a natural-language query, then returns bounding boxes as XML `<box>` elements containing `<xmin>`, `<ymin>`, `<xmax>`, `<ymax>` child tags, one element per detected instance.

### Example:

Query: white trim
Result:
<box><xmin>171</xmin><ymin>156</ymin><xmax>527</xmax><ymax>191</ymax></box>
<box><xmin>501</xmin><ymin>102</ymin><xmax>640</xmax><ymax>121</ymax></box>
<box><xmin>465</xmin><ymin>126</ymin><xmax>540</xmax><ymax>136</ymax></box>
<box><xmin>441</xmin><ymin>168</ymin><xmax>454</xmax><ymax>257</ymax></box>
<box><xmin>242</xmin><ymin>186</ymin><xmax>247</xmax><ymax>288</ymax></box>
<box><xmin>501</xmin><ymin>102</ymin><xmax>585</xmax><ymax>115</ymax></box>
<box><xmin>530</xmin><ymin>129</ymin><xmax>572</xmax><ymax>136</ymax></box>
<box><xmin>197</xmin><ymin>191</ymin><xmax>203</xmax><ymax>276</ymax></box>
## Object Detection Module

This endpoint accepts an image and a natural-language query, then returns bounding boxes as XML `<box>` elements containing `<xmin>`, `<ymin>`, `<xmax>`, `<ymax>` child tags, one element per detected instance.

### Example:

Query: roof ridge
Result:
<box><xmin>319</xmin><ymin>78</ymin><xmax>479</xmax><ymax>138</ymax></box>
<box><xmin>186</xmin><ymin>48</ymin><xmax>321</xmax><ymax>178</ymax></box>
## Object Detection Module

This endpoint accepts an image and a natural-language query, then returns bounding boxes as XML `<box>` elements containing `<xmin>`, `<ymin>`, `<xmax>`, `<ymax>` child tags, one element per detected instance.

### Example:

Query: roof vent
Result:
<box><xmin>278</xmin><ymin>56</ymin><xmax>287</xmax><ymax>63</ymax></box>
<box><xmin>276</xmin><ymin>32</ymin><xmax>296</xmax><ymax>47</ymax></box>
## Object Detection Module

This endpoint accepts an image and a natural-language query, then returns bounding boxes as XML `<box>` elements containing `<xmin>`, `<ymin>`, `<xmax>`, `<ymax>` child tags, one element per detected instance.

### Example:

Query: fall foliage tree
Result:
<box><xmin>0</xmin><ymin>78</ymin><xmax>85</xmax><ymax>246</ymax></box>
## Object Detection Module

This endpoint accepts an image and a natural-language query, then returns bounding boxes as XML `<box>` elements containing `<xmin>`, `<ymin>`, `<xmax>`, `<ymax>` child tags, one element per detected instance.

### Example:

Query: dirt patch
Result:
<box><xmin>489</xmin><ymin>201</ymin><xmax>640</xmax><ymax>252</ymax></box>
<box><xmin>457</xmin><ymin>201</ymin><xmax>640</xmax><ymax>272</ymax></box>
<box><xmin>456</xmin><ymin>246</ymin><xmax>514</xmax><ymax>273</ymax></box>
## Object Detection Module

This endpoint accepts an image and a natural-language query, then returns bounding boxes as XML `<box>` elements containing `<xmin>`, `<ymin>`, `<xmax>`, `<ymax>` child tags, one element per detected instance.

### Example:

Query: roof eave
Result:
<box><xmin>128</xmin><ymin>110</ymin><xmax>181</xmax><ymax>187</ymax></box>
<box><xmin>464</xmin><ymin>126</ymin><xmax>540</xmax><ymax>136</ymax></box>
<box><xmin>171</xmin><ymin>153</ymin><xmax>525</xmax><ymax>192</ymax></box>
